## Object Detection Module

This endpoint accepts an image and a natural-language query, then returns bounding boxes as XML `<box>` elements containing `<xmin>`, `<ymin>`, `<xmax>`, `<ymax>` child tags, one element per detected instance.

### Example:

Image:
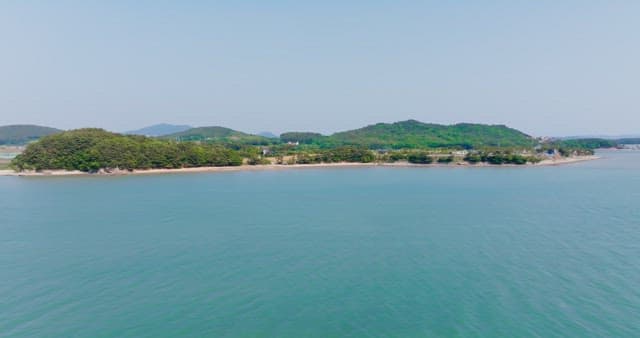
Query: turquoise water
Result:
<box><xmin>2</xmin><ymin>151</ymin><xmax>640</xmax><ymax>337</ymax></box>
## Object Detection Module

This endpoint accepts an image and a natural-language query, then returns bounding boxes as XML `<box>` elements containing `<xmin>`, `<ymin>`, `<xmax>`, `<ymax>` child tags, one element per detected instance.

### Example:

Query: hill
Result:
<box><xmin>282</xmin><ymin>120</ymin><xmax>536</xmax><ymax>149</ymax></box>
<box><xmin>616</xmin><ymin>138</ymin><xmax>640</xmax><ymax>145</ymax></box>
<box><xmin>0</xmin><ymin>125</ymin><xmax>62</xmax><ymax>145</ymax></box>
<box><xmin>163</xmin><ymin>126</ymin><xmax>274</xmax><ymax>145</ymax></box>
<box><xmin>126</xmin><ymin>123</ymin><xmax>192</xmax><ymax>137</ymax></box>
<box><xmin>12</xmin><ymin>129</ymin><xmax>241</xmax><ymax>172</ymax></box>
<box><xmin>552</xmin><ymin>137</ymin><xmax>639</xmax><ymax>149</ymax></box>
<box><xmin>280</xmin><ymin>132</ymin><xmax>327</xmax><ymax>144</ymax></box>
<box><xmin>10</xmin><ymin>121</ymin><xmax>590</xmax><ymax>172</ymax></box>
<box><xmin>556</xmin><ymin>138</ymin><xmax>618</xmax><ymax>149</ymax></box>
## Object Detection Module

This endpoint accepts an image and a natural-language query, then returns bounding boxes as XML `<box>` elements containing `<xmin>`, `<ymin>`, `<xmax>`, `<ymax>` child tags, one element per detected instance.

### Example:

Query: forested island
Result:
<box><xmin>9</xmin><ymin>120</ymin><xmax>604</xmax><ymax>173</ymax></box>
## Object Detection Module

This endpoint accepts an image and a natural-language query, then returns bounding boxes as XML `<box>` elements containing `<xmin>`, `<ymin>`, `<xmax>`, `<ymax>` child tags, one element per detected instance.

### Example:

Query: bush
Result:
<box><xmin>247</xmin><ymin>156</ymin><xmax>271</xmax><ymax>165</ymax></box>
<box><xmin>437</xmin><ymin>156</ymin><xmax>454</xmax><ymax>164</ymax></box>
<box><xmin>407</xmin><ymin>152</ymin><xmax>434</xmax><ymax>164</ymax></box>
<box><xmin>389</xmin><ymin>152</ymin><xmax>407</xmax><ymax>162</ymax></box>
<box><xmin>464</xmin><ymin>153</ymin><xmax>482</xmax><ymax>164</ymax></box>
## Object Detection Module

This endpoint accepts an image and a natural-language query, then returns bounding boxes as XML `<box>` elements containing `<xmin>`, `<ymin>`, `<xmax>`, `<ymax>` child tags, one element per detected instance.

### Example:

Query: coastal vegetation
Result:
<box><xmin>555</xmin><ymin>138</ymin><xmax>617</xmax><ymax>150</ymax></box>
<box><xmin>11</xmin><ymin>129</ymin><xmax>241</xmax><ymax>172</ymax></box>
<box><xmin>463</xmin><ymin>151</ymin><xmax>538</xmax><ymax>165</ymax></box>
<box><xmin>548</xmin><ymin>137</ymin><xmax>640</xmax><ymax>151</ymax></box>
<box><xmin>407</xmin><ymin>152</ymin><xmax>434</xmax><ymax>164</ymax></box>
<box><xmin>9</xmin><ymin>120</ymin><xmax>609</xmax><ymax>173</ymax></box>
<box><xmin>286</xmin><ymin>146</ymin><xmax>376</xmax><ymax>164</ymax></box>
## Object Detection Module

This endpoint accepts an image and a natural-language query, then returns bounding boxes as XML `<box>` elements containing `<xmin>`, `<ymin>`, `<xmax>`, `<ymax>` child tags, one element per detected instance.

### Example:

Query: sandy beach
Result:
<box><xmin>0</xmin><ymin>155</ymin><xmax>599</xmax><ymax>177</ymax></box>
<box><xmin>534</xmin><ymin>155</ymin><xmax>600</xmax><ymax>166</ymax></box>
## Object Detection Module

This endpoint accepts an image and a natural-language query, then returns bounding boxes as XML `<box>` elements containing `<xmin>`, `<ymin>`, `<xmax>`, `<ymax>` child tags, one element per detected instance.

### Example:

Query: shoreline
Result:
<box><xmin>0</xmin><ymin>155</ymin><xmax>599</xmax><ymax>177</ymax></box>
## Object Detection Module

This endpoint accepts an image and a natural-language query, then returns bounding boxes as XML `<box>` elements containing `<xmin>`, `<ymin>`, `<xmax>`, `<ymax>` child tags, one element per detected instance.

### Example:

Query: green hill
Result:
<box><xmin>282</xmin><ymin>120</ymin><xmax>535</xmax><ymax>149</ymax></box>
<box><xmin>616</xmin><ymin>138</ymin><xmax>640</xmax><ymax>145</ymax></box>
<box><xmin>12</xmin><ymin>129</ymin><xmax>242</xmax><ymax>172</ymax></box>
<box><xmin>280</xmin><ymin>132</ymin><xmax>327</xmax><ymax>144</ymax></box>
<box><xmin>556</xmin><ymin>138</ymin><xmax>618</xmax><ymax>149</ymax></box>
<box><xmin>163</xmin><ymin>126</ymin><xmax>273</xmax><ymax>145</ymax></box>
<box><xmin>161</xmin><ymin>120</ymin><xmax>535</xmax><ymax>149</ymax></box>
<box><xmin>0</xmin><ymin>124</ymin><xmax>62</xmax><ymax>145</ymax></box>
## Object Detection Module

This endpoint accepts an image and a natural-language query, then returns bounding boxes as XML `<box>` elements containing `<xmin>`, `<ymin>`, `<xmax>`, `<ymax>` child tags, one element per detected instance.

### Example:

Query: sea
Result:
<box><xmin>1</xmin><ymin>150</ymin><xmax>639</xmax><ymax>337</ymax></box>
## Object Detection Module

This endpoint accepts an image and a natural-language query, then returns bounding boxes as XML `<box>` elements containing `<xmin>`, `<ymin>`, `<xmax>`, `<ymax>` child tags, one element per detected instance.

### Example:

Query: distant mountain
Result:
<box><xmin>556</xmin><ymin>138</ymin><xmax>618</xmax><ymax>149</ymax></box>
<box><xmin>562</xmin><ymin>134</ymin><xmax>640</xmax><ymax>140</ymax></box>
<box><xmin>281</xmin><ymin>120</ymin><xmax>535</xmax><ymax>149</ymax></box>
<box><xmin>126</xmin><ymin>123</ymin><xmax>192</xmax><ymax>137</ymax></box>
<box><xmin>557</xmin><ymin>137</ymin><xmax>640</xmax><ymax>148</ymax></box>
<box><xmin>616</xmin><ymin>138</ymin><xmax>640</xmax><ymax>145</ymax></box>
<box><xmin>0</xmin><ymin>124</ymin><xmax>63</xmax><ymax>145</ymax></box>
<box><xmin>163</xmin><ymin>126</ymin><xmax>274</xmax><ymax>145</ymax></box>
<box><xmin>257</xmin><ymin>131</ymin><xmax>278</xmax><ymax>138</ymax></box>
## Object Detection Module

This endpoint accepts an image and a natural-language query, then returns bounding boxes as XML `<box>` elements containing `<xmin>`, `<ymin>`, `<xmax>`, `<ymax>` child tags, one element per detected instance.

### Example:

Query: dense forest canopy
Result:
<box><xmin>12</xmin><ymin>129</ymin><xmax>242</xmax><ymax>172</ymax></box>
<box><xmin>0</xmin><ymin>125</ymin><xmax>62</xmax><ymax>145</ymax></box>
<box><xmin>556</xmin><ymin>138</ymin><xmax>618</xmax><ymax>149</ymax></box>
<box><xmin>162</xmin><ymin>126</ymin><xmax>274</xmax><ymax>145</ymax></box>
<box><xmin>291</xmin><ymin>146</ymin><xmax>375</xmax><ymax>164</ymax></box>
<box><xmin>280</xmin><ymin>120</ymin><xmax>536</xmax><ymax>149</ymax></box>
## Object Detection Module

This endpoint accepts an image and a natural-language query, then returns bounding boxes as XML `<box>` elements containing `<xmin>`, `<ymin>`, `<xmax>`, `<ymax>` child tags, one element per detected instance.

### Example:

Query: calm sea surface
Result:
<box><xmin>1</xmin><ymin>150</ymin><xmax>639</xmax><ymax>337</ymax></box>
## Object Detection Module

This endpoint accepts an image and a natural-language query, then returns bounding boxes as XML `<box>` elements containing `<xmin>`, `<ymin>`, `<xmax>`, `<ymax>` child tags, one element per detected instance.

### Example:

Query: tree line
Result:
<box><xmin>12</xmin><ymin>129</ymin><xmax>242</xmax><ymax>172</ymax></box>
<box><xmin>12</xmin><ymin>127</ymin><xmax>597</xmax><ymax>172</ymax></box>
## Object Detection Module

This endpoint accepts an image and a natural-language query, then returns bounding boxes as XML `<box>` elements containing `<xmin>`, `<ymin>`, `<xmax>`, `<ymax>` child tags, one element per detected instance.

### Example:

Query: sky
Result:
<box><xmin>1</xmin><ymin>1</ymin><xmax>639</xmax><ymax>137</ymax></box>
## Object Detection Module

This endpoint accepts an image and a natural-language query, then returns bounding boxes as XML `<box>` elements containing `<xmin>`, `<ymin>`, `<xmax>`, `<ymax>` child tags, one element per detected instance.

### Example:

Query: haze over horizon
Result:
<box><xmin>1</xmin><ymin>1</ymin><xmax>638</xmax><ymax>137</ymax></box>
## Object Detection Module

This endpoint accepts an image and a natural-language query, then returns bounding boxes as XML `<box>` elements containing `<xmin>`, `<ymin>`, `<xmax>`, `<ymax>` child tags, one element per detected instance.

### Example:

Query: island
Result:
<box><xmin>3</xmin><ymin>120</ymin><xmax>604</xmax><ymax>176</ymax></box>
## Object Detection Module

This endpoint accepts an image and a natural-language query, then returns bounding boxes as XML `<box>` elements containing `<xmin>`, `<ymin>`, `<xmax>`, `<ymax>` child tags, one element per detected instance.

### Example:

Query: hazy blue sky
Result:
<box><xmin>1</xmin><ymin>1</ymin><xmax>638</xmax><ymax>136</ymax></box>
